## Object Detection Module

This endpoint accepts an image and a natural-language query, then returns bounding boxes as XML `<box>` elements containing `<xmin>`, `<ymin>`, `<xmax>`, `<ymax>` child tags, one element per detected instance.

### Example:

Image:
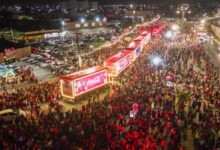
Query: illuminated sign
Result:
<box><xmin>60</xmin><ymin>67</ymin><xmax>108</xmax><ymax>99</ymax></box>
<box><xmin>115</xmin><ymin>53</ymin><xmax>131</xmax><ymax>74</ymax></box>
<box><xmin>74</xmin><ymin>70</ymin><xmax>108</xmax><ymax>96</ymax></box>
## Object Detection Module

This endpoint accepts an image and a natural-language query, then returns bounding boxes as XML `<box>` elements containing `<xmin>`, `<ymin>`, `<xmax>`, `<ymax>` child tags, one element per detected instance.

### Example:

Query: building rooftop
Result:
<box><xmin>0</xmin><ymin>38</ymin><xmax>25</xmax><ymax>53</ymax></box>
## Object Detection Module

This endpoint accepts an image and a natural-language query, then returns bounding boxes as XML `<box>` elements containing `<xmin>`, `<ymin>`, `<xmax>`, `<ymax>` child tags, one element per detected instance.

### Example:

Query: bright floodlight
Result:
<box><xmin>95</xmin><ymin>17</ymin><xmax>100</xmax><ymax>22</ymax></box>
<box><xmin>165</xmin><ymin>31</ymin><xmax>173</xmax><ymax>38</ymax></box>
<box><xmin>62</xmin><ymin>31</ymin><xmax>67</xmax><ymax>36</ymax></box>
<box><xmin>61</xmin><ymin>20</ymin><xmax>65</xmax><ymax>26</ymax></box>
<box><xmin>201</xmin><ymin>19</ymin><xmax>205</xmax><ymax>24</ymax></box>
<box><xmin>130</xmin><ymin>4</ymin><xmax>133</xmax><ymax>8</ymax></box>
<box><xmin>152</xmin><ymin>56</ymin><xmax>162</xmax><ymax>66</ymax></box>
<box><xmin>80</xmin><ymin>18</ymin><xmax>85</xmax><ymax>23</ymax></box>
<box><xmin>171</xmin><ymin>24</ymin><xmax>180</xmax><ymax>31</ymax></box>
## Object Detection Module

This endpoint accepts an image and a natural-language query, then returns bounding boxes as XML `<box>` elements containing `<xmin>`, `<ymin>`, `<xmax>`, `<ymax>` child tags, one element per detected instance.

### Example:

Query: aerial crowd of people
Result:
<box><xmin>0</xmin><ymin>22</ymin><xmax>220</xmax><ymax>150</ymax></box>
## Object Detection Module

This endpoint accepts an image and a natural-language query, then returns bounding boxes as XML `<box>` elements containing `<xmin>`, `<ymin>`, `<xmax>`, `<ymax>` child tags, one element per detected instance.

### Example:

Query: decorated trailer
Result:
<box><xmin>60</xmin><ymin>66</ymin><xmax>109</xmax><ymax>99</ymax></box>
<box><xmin>104</xmin><ymin>50</ymin><xmax>131</xmax><ymax>77</ymax></box>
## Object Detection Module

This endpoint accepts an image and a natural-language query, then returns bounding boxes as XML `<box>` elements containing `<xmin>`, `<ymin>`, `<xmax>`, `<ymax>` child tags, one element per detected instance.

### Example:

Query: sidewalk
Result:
<box><xmin>205</xmin><ymin>17</ymin><xmax>220</xmax><ymax>45</ymax></box>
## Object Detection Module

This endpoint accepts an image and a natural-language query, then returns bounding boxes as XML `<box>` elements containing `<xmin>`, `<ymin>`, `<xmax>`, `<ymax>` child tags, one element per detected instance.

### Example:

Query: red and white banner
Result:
<box><xmin>74</xmin><ymin>70</ymin><xmax>108</xmax><ymax>96</ymax></box>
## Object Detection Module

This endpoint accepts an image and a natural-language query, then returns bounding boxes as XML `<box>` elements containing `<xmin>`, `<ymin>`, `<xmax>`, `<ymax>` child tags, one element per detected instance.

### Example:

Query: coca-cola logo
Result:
<box><xmin>117</xmin><ymin>55</ymin><xmax>130</xmax><ymax>71</ymax></box>
<box><xmin>74</xmin><ymin>70</ymin><xmax>107</xmax><ymax>96</ymax></box>
<box><xmin>87</xmin><ymin>76</ymin><xmax>101</xmax><ymax>87</ymax></box>
<box><xmin>119</xmin><ymin>58</ymin><xmax>128</xmax><ymax>67</ymax></box>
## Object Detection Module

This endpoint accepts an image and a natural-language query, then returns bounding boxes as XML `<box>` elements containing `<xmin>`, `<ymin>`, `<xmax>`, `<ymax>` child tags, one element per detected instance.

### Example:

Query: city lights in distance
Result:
<box><xmin>151</xmin><ymin>56</ymin><xmax>163</xmax><ymax>66</ymax></box>
<box><xmin>95</xmin><ymin>17</ymin><xmax>100</xmax><ymax>22</ymax></box>
<box><xmin>61</xmin><ymin>20</ymin><xmax>65</xmax><ymax>26</ymax></box>
<box><xmin>80</xmin><ymin>18</ymin><xmax>86</xmax><ymax>23</ymax></box>
<box><xmin>165</xmin><ymin>31</ymin><xmax>173</xmax><ymax>38</ymax></box>
<box><xmin>171</xmin><ymin>24</ymin><xmax>180</xmax><ymax>31</ymax></box>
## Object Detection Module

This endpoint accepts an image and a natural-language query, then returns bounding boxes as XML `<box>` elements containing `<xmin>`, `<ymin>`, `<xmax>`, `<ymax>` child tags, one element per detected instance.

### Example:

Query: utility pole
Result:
<box><xmin>75</xmin><ymin>32</ymin><xmax>82</xmax><ymax>68</ymax></box>
<box><xmin>176</xmin><ymin>4</ymin><xmax>191</xmax><ymax>22</ymax></box>
<box><xmin>76</xmin><ymin>32</ymin><xmax>81</xmax><ymax>52</ymax></box>
<box><xmin>11</xmin><ymin>28</ymin><xmax>14</xmax><ymax>41</ymax></box>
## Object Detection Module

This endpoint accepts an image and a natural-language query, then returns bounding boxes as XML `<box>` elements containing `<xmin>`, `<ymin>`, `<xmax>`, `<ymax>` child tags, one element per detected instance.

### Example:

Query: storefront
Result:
<box><xmin>60</xmin><ymin>66</ymin><xmax>109</xmax><ymax>99</ymax></box>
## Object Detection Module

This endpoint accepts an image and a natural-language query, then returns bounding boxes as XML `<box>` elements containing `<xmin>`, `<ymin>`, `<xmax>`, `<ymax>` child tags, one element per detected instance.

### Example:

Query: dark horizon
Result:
<box><xmin>0</xmin><ymin>0</ymin><xmax>219</xmax><ymax>5</ymax></box>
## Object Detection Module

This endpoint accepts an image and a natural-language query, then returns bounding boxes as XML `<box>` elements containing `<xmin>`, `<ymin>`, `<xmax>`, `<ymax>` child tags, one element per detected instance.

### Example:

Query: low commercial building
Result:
<box><xmin>65</xmin><ymin>20</ymin><xmax>107</xmax><ymax>30</ymax></box>
<box><xmin>0</xmin><ymin>39</ymin><xmax>31</xmax><ymax>63</ymax></box>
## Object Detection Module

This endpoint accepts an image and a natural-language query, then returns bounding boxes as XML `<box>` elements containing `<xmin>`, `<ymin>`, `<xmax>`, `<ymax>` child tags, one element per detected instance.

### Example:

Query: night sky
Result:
<box><xmin>94</xmin><ymin>0</ymin><xmax>219</xmax><ymax>5</ymax></box>
<box><xmin>0</xmin><ymin>0</ymin><xmax>218</xmax><ymax>5</ymax></box>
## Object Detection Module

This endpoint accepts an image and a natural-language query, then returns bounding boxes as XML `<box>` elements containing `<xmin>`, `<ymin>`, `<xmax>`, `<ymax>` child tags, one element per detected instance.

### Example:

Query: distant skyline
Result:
<box><xmin>0</xmin><ymin>0</ymin><xmax>219</xmax><ymax>5</ymax></box>
<box><xmin>94</xmin><ymin>0</ymin><xmax>219</xmax><ymax>5</ymax></box>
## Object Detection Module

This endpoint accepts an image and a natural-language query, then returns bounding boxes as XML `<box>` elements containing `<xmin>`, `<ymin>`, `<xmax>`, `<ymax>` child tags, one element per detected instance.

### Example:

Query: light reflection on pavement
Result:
<box><xmin>204</xmin><ymin>37</ymin><xmax>220</xmax><ymax>68</ymax></box>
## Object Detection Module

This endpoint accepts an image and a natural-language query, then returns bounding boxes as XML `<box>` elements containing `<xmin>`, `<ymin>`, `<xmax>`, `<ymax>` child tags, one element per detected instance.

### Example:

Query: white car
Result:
<box><xmin>0</xmin><ymin>109</ymin><xmax>27</xmax><ymax>122</ymax></box>
<box><xmin>20</xmin><ymin>57</ymin><xmax>29</xmax><ymax>61</ymax></box>
<box><xmin>218</xmin><ymin>46</ymin><xmax>220</xmax><ymax>52</ymax></box>
<box><xmin>40</xmin><ymin>63</ymin><xmax>48</xmax><ymax>68</ymax></box>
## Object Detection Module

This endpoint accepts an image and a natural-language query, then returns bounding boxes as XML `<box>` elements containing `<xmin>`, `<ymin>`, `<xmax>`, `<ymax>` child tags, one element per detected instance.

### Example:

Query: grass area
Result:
<box><xmin>90</xmin><ymin>40</ymin><xmax>106</xmax><ymax>48</ymax></box>
<box><xmin>0</xmin><ymin>29</ymin><xmax>24</xmax><ymax>41</ymax></box>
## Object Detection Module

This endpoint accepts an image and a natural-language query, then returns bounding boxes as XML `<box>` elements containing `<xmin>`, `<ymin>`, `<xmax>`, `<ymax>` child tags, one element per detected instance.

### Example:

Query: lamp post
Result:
<box><xmin>176</xmin><ymin>4</ymin><xmax>191</xmax><ymax>22</ymax></box>
<box><xmin>95</xmin><ymin>17</ymin><xmax>100</xmax><ymax>22</ymax></box>
<box><xmin>80</xmin><ymin>18</ymin><xmax>86</xmax><ymax>23</ymax></box>
<box><xmin>61</xmin><ymin>20</ymin><xmax>66</xmax><ymax>40</ymax></box>
<box><xmin>61</xmin><ymin>20</ymin><xmax>65</xmax><ymax>26</ymax></box>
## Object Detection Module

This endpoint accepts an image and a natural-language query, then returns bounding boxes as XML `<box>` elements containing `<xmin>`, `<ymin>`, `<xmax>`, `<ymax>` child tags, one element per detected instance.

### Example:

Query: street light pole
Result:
<box><xmin>182</xmin><ymin>11</ymin><xmax>185</xmax><ymax>22</ymax></box>
<box><xmin>76</xmin><ymin>32</ymin><xmax>80</xmax><ymax>52</ymax></box>
<box><xmin>11</xmin><ymin>28</ymin><xmax>14</xmax><ymax>41</ymax></box>
<box><xmin>176</xmin><ymin>4</ymin><xmax>190</xmax><ymax>22</ymax></box>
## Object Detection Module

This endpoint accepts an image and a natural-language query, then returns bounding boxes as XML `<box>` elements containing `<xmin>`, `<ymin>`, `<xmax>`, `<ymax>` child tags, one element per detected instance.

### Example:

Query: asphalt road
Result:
<box><xmin>204</xmin><ymin>33</ymin><xmax>220</xmax><ymax>68</ymax></box>
<box><xmin>204</xmin><ymin>17</ymin><xmax>220</xmax><ymax>68</ymax></box>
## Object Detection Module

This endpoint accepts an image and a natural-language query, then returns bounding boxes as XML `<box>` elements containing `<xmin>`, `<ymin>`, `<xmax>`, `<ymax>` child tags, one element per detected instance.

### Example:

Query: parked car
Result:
<box><xmin>0</xmin><ymin>109</ymin><xmax>27</xmax><ymax>122</ymax></box>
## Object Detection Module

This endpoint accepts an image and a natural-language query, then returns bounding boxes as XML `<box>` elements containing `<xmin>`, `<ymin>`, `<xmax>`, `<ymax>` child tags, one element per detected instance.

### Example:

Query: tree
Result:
<box><xmin>177</xmin><ymin>90</ymin><xmax>190</xmax><ymax>112</ymax></box>
<box><xmin>178</xmin><ymin>90</ymin><xmax>190</xmax><ymax>101</ymax></box>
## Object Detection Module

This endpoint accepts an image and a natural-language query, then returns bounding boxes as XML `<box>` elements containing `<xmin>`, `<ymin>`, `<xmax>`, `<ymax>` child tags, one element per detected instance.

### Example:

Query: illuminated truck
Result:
<box><xmin>60</xmin><ymin>66</ymin><xmax>108</xmax><ymax>99</ymax></box>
